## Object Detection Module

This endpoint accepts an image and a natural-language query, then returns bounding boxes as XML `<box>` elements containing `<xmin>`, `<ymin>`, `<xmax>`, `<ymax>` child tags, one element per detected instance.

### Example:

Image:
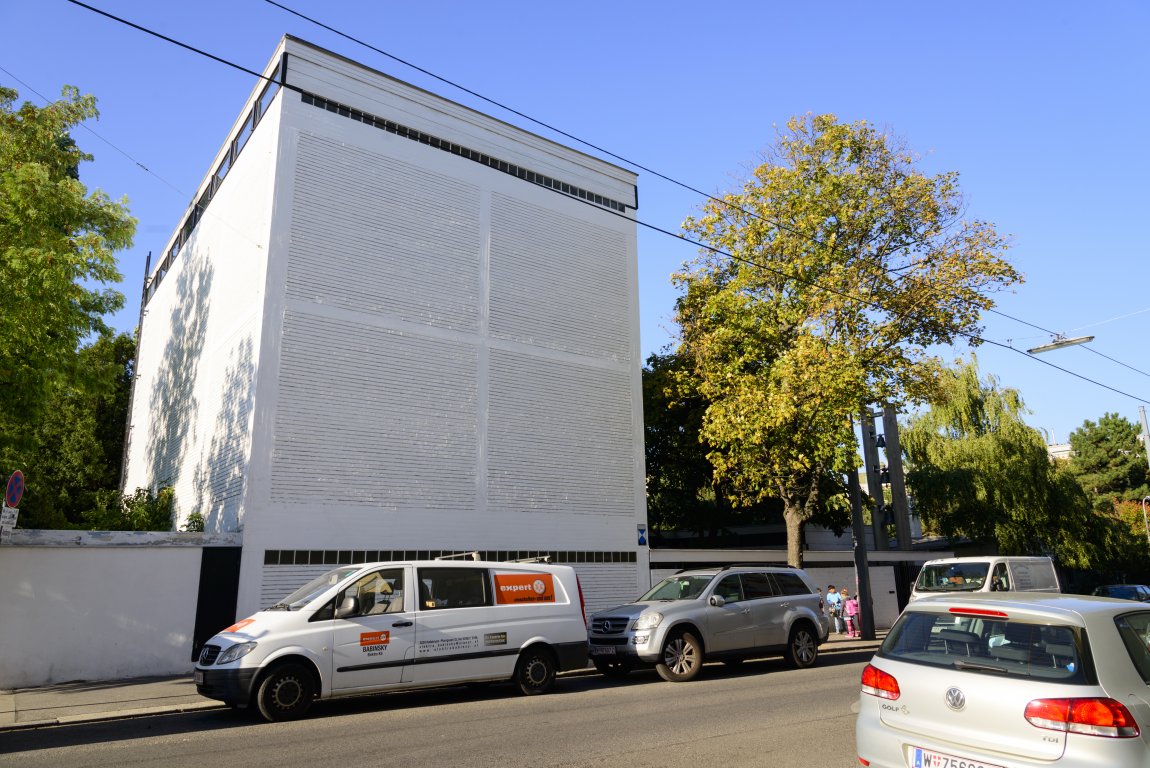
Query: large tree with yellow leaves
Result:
<box><xmin>674</xmin><ymin>114</ymin><xmax>1020</xmax><ymax>566</ymax></box>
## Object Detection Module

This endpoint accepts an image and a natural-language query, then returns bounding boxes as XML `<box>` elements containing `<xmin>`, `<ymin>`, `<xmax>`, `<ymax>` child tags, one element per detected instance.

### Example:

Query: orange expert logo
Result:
<box><xmin>494</xmin><ymin>573</ymin><xmax>556</xmax><ymax>604</ymax></box>
<box><xmin>360</xmin><ymin>631</ymin><xmax>390</xmax><ymax>646</ymax></box>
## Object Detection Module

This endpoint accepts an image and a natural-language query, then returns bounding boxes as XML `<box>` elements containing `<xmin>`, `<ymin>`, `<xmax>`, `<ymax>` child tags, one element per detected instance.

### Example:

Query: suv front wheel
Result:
<box><xmin>656</xmin><ymin>629</ymin><xmax>703</xmax><ymax>682</ymax></box>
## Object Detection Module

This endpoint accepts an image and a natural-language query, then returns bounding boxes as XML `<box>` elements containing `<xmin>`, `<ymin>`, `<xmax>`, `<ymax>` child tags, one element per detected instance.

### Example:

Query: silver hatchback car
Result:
<box><xmin>589</xmin><ymin>566</ymin><xmax>829</xmax><ymax>682</ymax></box>
<box><xmin>856</xmin><ymin>592</ymin><xmax>1150</xmax><ymax>767</ymax></box>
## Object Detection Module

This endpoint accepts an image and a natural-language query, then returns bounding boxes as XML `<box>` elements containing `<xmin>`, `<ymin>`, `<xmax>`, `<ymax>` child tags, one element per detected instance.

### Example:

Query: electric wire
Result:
<box><xmin>62</xmin><ymin>0</ymin><xmax>1150</xmax><ymax>405</ymax></box>
<box><xmin>264</xmin><ymin>0</ymin><xmax>1150</xmax><ymax>384</ymax></box>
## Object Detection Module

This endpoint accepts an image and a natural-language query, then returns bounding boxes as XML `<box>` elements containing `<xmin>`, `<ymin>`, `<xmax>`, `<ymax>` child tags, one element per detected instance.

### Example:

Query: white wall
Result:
<box><xmin>0</xmin><ymin>537</ymin><xmax>205</xmax><ymax>688</ymax></box>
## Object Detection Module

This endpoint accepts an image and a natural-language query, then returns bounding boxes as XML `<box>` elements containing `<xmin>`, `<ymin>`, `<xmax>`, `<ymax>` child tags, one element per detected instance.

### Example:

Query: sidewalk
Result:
<box><xmin>0</xmin><ymin>632</ymin><xmax>883</xmax><ymax>731</ymax></box>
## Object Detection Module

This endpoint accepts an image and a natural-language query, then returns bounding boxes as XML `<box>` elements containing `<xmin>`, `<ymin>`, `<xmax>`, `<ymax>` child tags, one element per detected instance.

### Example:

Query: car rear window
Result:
<box><xmin>879</xmin><ymin>611</ymin><xmax>1089</xmax><ymax>684</ymax></box>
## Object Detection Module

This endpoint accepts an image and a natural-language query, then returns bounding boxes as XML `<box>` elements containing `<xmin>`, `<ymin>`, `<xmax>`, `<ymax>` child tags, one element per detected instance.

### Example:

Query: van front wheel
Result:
<box><xmin>256</xmin><ymin>663</ymin><xmax>315</xmax><ymax>721</ymax></box>
<box><xmin>514</xmin><ymin>647</ymin><xmax>556</xmax><ymax>695</ymax></box>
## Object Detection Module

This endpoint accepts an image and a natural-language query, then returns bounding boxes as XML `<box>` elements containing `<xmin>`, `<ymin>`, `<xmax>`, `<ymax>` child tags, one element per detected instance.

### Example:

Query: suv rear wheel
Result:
<box><xmin>657</xmin><ymin>630</ymin><xmax>703</xmax><ymax>682</ymax></box>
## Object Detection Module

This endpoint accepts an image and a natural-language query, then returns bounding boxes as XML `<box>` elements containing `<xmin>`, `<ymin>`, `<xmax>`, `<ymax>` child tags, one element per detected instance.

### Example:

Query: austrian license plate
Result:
<box><xmin>911</xmin><ymin>746</ymin><xmax>1002</xmax><ymax>768</ymax></box>
<box><xmin>193</xmin><ymin>670</ymin><xmax>204</xmax><ymax>685</ymax></box>
<box><xmin>589</xmin><ymin>645</ymin><xmax>615</xmax><ymax>656</ymax></box>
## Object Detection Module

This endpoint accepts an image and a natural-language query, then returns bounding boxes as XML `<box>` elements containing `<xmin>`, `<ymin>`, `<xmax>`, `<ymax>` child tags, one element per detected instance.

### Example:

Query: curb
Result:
<box><xmin>0</xmin><ymin>700</ymin><xmax>225</xmax><ymax>733</ymax></box>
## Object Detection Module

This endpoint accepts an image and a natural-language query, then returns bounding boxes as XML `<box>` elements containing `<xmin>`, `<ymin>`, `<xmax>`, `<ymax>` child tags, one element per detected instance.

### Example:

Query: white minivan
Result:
<box><xmin>909</xmin><ymin>556</ymin><xmax>1060</xmax><ymax>602</ymax></box>
<box><xmin>194</xmin><ymin>558</ymin><xmax>588</xmax><ymax>721</ymax></box>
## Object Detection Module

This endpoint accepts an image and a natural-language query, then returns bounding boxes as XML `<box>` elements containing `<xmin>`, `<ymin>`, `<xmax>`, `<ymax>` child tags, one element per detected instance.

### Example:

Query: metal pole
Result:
<box><xmin>1143</xmin><ymin>496</ymin><xmax>1150</xmax><ymax>549</ymax></box>
<box><xmin>849</xmin><ymin>418</ymin><xmax>876</xmax><ymax>640</ymax></box>
<box><xmin>882</xmin><ymin>405</ymin><xmax>912</xmax><ymax>550</ymax></box>
<box><xmin>860</xmin><ymin>411</ymin><xmax>886</xmax><ymax>551</ymax></box>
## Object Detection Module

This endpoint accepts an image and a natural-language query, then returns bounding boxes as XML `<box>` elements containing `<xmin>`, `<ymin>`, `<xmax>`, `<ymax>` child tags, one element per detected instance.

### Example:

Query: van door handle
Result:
<box><xmin>392</xmin><ymin>620</ymin><xmax>413</xmax><ymax>627</ymax></box>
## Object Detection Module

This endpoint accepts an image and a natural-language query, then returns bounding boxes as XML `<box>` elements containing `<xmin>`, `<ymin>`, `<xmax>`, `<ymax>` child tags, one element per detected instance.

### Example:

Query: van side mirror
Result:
<box><xmin>709</xmin><ymin>595</ymin><xmax>726</xmax><ymax>607</ymax></box>
<box><xmin>335</xmin><ymin>595</ymin><xmax>360</xmax><ymax>619</ymax></box>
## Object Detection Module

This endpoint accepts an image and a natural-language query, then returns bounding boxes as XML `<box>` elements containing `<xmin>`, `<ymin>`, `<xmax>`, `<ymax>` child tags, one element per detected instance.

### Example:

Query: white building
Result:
<box><xmin>123</xmin><ymin>36</ymin><xmax>646</xmax><ymax>639</ymax></box>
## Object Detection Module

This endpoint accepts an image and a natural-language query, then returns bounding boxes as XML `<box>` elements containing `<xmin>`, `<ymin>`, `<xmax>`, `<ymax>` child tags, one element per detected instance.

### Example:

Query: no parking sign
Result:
<box><xmin>6</xmin><ymin>470</ymin><xmax>23</xmax><ymax>509</ymax></box>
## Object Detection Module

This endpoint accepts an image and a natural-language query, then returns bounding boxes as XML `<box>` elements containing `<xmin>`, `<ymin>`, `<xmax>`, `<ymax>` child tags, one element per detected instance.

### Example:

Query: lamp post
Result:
<box><xmin>1143</xmin><ymin>496</ymin><xmax>1150</xmax><ymax>548</ymax></box>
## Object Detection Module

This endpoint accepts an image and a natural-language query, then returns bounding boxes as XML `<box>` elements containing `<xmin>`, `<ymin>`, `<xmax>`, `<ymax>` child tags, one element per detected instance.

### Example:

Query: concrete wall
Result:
<box><xmin>0</xmin><ymin>532</ymin><xmax>239</xmax><ymax>689</ymax></box>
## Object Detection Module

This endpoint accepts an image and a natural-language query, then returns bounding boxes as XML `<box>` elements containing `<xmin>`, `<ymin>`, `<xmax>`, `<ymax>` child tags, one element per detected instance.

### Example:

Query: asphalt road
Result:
<box><xmin>0</xmin><ymin>648</ymin><xmax>876</xmax><ymax>767</ymax></box>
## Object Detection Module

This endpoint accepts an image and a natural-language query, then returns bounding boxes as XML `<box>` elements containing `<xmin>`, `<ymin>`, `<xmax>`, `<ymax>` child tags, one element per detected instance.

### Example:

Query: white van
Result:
<box><xmin>909</xmin><ymin>556</ymin><xmax>1060</xmax><ymax>603</ymax></box>
<box><xmin>194</xmin><ymin>558</ymin><xmax>588</xmax><ymax>721</ymax></box>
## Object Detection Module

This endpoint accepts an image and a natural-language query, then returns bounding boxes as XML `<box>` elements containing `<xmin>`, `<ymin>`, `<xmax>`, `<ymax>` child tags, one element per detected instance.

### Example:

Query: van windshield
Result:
<box><xmin>915</xmin><ymin>563</ymin><xmax>989</xmax><ymax>593</ymax></box>
<box><xmin>270</xmin><ymin>566</ymin><xmax>362</xmax><ymax>610</ymax></box>
<box><xmin>640</xmin><ymin>575</ymin><xmax>713</xmax><ymax>601</ymax></box>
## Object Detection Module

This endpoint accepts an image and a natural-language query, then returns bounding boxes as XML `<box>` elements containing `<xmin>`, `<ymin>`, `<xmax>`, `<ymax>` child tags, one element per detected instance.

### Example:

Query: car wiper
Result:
<box><xmin>266</xmin><ymin>602</ymin><xmax>292</xmax><ymax>611</ymax></box>
<box><xmin>953</xmin><ymin>659</ymin><xmax>1010</xmax><ymax>674</ymax></box>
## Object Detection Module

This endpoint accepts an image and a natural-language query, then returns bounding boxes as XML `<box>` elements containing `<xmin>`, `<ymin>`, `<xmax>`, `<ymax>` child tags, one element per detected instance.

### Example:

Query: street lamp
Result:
<box><xmin>1026</xmin><ymin>334</ymin><xmax>1094</xmax><ymax>354</ymax></box>
<box><xmin>1143</xmin><ymin>496</ymin><xmax>1150</xmax><ymax>548</ymax></box>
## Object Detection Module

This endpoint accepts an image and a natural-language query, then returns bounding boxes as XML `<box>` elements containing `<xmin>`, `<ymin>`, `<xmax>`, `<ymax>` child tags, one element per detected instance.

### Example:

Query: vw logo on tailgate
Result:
<box><xmin>944</xmin><ymin>687</ymin><xmax>966</xmax><ymax>711</ymax></box>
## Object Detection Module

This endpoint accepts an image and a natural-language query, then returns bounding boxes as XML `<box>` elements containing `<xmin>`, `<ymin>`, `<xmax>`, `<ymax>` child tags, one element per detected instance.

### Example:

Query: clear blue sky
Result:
<box><xmin>4</xmin><ymin>0</ymin><xmax>1148</xmax><ymax>444</ymax></box>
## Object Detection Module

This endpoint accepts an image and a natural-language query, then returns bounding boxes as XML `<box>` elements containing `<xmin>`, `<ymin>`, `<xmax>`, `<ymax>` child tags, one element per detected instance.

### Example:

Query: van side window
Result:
<box><xmin>418</xmin><ymin>568</ymin><xmax>491</xmax><ymax>610</ymax></box>
<box><xmin>343</xmin><ymin>568</ymin><xmax>405</xmax><ymax>616</ymax></box>
<box><xmin>991</xmin><ymin>563</ymin><xmax>1010</xmax><ymax>591</ymax></box>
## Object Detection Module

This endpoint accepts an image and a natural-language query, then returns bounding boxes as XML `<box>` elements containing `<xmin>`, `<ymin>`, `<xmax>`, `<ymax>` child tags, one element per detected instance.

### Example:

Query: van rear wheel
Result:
<box><xmin>256</xmin><ymin>662</ymin><xmax>315</xmax><ymax>721</ymax></box>
<box><xmin>514</xmin><ymin>647</ymin><xmax>556</xmax><ymax>695</ymax></box>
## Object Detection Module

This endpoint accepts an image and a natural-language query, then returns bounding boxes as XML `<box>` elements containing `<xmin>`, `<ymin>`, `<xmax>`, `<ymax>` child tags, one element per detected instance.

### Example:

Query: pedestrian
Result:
<box><xmin>843</xmin><ymin>589</ymin><xmax>860</xmax><ymax>638</ymax></box>
<box><xmin>826</xmin><ymin>584</ymin><xmax>844</xmax><ymax>634</ymax></box>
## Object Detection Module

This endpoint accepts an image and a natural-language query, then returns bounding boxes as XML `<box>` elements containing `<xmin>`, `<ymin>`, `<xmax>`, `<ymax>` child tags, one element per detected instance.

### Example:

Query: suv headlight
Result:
<box><xmin>216</xmin><ymin>641</ymin><xmax>257</xmax><ymax>664</ymax></box>
<box><xmin>633</xmin><ymin>613</ymin><xmax>663</xmax><ymax>630</ymax></box>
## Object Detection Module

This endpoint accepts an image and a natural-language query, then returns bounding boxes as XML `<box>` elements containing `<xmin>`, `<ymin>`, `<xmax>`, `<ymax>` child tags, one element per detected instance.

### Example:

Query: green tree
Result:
<box><xmin>10</xmin><ymin>332</ymin><xmax>136</xmax><ymax>529</ymax></box>
<box><xmin>673</xmin><ymin>114</ymin><xmax>1019</xmax><ymax>566</ymax></box>
<box><xmin>0</xmin><ymin>85</ymin><xmax>135</xmax><ymax>454</ymax></box>
<box><xmin>1066</xmin><ymin>412</ymin><xmax>1150</xmax><ymax>512</ymax></box>
<box><xmin>901</xmin><ymin>358</ymin><xmax>1114</xmax><ymax>568</ymax></box>
<box><xmin>83</xmin><ymin>486</ymin><xmax>173</xmax><ymax>532</ymax></box>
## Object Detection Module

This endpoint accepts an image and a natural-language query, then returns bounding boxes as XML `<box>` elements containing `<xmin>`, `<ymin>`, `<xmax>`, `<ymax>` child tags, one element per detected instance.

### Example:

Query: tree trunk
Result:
<box><xmin>784</xmin><ymin>503</ymin><xmax>805</xmax><ymax>568</ymax></box>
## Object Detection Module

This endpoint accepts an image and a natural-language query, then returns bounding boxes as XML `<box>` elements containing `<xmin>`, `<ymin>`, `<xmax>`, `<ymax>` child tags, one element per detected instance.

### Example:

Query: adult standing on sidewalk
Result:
<box><xmin>826</xmin><ymin>584</ymin><xmax>845</xmax><ymax>635</ymax></box>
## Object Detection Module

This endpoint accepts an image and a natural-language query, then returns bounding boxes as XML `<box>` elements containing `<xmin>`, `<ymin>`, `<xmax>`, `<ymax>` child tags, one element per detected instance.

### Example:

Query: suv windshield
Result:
<box><xmin>915</xmin><ymin>563</ymin><xmax>989</xmax><ymax>593</ymax></box>
<box><xmin>272</xmin><ymin>566</ymin><xmax>362</xmax><ymax>610</ymax></box>
<box><xmin>640</xmin><ymin>574</ymin><xmax>714</xmax><ymax>601</ymax></box>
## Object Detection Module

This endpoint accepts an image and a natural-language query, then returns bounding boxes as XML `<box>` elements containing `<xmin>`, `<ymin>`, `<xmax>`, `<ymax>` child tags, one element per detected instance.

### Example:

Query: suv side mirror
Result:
<box><xmin>335</xmin><ymin>595</ymin><xmax>360</xmax><ymax>619</ymax></box>
<box><xmin>709</xmin><ymin>595</ymin><xmax>726</xmax><ymax>607</ymax></box>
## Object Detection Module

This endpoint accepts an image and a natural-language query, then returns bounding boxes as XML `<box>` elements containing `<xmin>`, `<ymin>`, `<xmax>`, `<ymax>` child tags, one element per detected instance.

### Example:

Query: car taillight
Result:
<box><xmin>1024</xmin><ymin>698</ymin><xmax>1140</xmax><ymax>738</ymax></box>
<box><xmin>860</xmin><ymin>664</ymin><xmax>900</xmax><ymax>700</ymax></box>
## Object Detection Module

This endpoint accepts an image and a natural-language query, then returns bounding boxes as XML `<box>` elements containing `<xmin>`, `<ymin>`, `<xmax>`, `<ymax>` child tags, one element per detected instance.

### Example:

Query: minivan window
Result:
<box><xmin>274</xmin><ymin>565</ymin><xmax>361</xmax><ymax>610</ymax></box>
<box><xmin>914</xmin><ymin>563</ymin><xmax>989</xmax><ymax>593</ymax></box>
<box><xmin>340</xmin><ymin>568</ymin><xmax>405</xmax><ymax>616</ymax></box>
<box><xmin>880</xmin><ymin>611</ymin><xmax>1087</xmax><ymax>683</ymax></box>
<box><xmin>418</xmin><ymin>568</ymin><xmax>490</xmax><ymax>610</ymax></box>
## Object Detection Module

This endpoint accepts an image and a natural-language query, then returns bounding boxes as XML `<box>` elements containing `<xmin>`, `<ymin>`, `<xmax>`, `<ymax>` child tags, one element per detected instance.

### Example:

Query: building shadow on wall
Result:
<box><xmin>194</xmin><ymin>335</ymin><xmax>255</xmax><ymax>532</ymax></box>
<box><xmin>146</xmin><ymin>250</ymin><xmax>213</xmax><ymax>504</ymax></box>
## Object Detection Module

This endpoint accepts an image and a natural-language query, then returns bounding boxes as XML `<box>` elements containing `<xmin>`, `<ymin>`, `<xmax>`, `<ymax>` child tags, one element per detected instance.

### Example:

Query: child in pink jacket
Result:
<box><xmin>843</xmin><ymin>590</ymin><xmax>860</xmax><ymax>638</ymax></box>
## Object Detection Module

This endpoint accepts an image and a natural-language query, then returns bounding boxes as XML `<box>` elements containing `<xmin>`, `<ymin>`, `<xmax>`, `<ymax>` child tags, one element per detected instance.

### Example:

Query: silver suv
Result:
<box><xmin>588</xmin><ymin>566</ymin><xmax>829</xmax><ymax>681</ymax></box>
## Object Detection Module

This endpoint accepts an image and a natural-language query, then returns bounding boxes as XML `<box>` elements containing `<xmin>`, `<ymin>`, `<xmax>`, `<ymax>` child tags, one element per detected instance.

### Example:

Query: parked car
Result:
<box><xmin>588</xmin><ymin>565</ymin><xmax>828</xmax><ymax>682</ymax></box>
<box><xmin>1092</xmin><ymin>584</ymin><xmax>1150</xmax><ymax>602</ymax></box>
<box><xmin>910</xmin><ymin>556</ymin><xmax>1061</xmax><ymax>602</ymax></box>
<box><xmin>194</xmin><ymin>558</ymin><xmax>588</xmax><ymax>721</ymax></box>
<box><xmin>856</xmin><ymin>592</ymin><xmax>1150</xmax><ymax>767</ymax></box>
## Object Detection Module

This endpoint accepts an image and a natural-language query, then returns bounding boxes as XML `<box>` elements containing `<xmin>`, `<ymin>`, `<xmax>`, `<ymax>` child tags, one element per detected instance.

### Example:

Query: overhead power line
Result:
<box><xmin>64</xmin><ymin>0</ymin><xmax>1150</xmax><ymax>406</ymax></box>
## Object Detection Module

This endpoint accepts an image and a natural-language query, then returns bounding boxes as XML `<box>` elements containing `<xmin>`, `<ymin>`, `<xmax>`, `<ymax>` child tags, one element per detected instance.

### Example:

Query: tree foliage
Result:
<box><xmin>673</xmin><ymin>114</ymin><xmax>1019</xmax><ymax>566</ymax></box>
<box><xmin>0</xmin><ymin>85</ymin><xmax>135</xmax><ymax>449</ymax></box>
<box><xmin>1066</xmin><ymin>412</ymin><xmax>1150</xmax><ymax>512</ymax></box>
<box><xmin>901</xmin><ymin>358</ymin><xmax>1119</xmax><ymax>568</ymax></box>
